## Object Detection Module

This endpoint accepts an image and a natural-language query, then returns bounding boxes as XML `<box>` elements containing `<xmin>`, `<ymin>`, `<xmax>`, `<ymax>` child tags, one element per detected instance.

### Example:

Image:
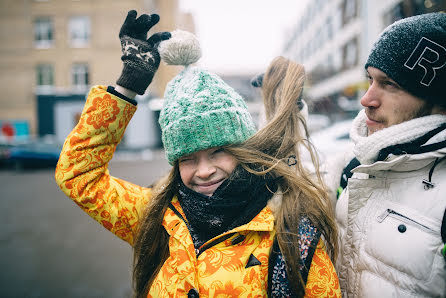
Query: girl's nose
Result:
<box><xmin>196</xmin><ymin>159</ymin><xmax>216</xmax><ymax>179</ymax></box>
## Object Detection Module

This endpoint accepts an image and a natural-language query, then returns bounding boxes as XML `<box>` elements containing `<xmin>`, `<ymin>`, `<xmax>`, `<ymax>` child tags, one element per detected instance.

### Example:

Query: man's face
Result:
<box><xmin>360</xmin><ymin>67</ymin><xmax>433</xmax><ymax>135</ymax></box>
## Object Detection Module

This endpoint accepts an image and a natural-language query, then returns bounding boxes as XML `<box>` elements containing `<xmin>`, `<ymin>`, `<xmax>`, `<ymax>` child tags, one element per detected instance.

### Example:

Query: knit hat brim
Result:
<box><xmin>162</xmin><ymin>108</ymin><xmax>256</xmax><ymax>164</ymax></box>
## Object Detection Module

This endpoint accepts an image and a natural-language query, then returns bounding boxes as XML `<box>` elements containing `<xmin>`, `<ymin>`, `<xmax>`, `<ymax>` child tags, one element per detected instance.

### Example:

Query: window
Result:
<box><xmin>343</xmin><ymin>0</ymin><xmax>357</xmax><ymax>24</ymax></box>
<box><xmin>71</xmin><ymin>63</ymin><xmax>89</xmax><ymax>91</ymax></box>
<box><xmin>343</xmin><ymin>38</ymin><xmax>358</xmax><ymax>68</ymax></box>
<box><xmin>327</xmin><ymin>54</ymin><xmax>334</xmax><ymax>75</ymax></box>
<box><xmin>326</xmin><ymin>16</ymin><xmax>333</xmax><ymax>40</ymax></box>
<box><xmin>383</xmin><ymin>4</ymin><xmax>404</xmax><ymax>25</ymax></box>
<box><xmin>36</xmin><ymin>64</ymin><xmax>54</xmax><ymax>93</ymax></box>
<box><xmin>68</xmin><ymin>16</ymin><xmax>90</xmax><ymax>47</ymax></box>
<box><xmin>333</xmin><ymin>5</ymin><xmax>343</xmax><ymax>33</ymax></box>
<box><xmin>34</xmin><ymin>17</ymin><xmax>53</xmax><ymax>48</ymax></box>
<box><xmin>333</xmin><ymin>49</ymin><xmax>343</xmax><ymax>72</ymax></box>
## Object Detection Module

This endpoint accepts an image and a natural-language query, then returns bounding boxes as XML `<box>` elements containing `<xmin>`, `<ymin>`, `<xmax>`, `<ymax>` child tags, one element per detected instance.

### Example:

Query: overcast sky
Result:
<box><xmin>178</xmin><ymin>0</ymin><xmax>309</xmax><ymax>75</ymax></box>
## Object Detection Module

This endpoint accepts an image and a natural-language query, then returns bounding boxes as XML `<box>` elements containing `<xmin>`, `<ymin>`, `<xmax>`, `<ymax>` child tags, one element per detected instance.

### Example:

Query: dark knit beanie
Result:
<box><xmin>365</xmin><ymin>12</ymin><xmax>446</xmax><ymax>106</ymax></box>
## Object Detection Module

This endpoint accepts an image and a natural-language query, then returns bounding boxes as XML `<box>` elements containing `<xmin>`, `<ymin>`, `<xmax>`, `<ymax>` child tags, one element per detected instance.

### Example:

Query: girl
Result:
<box><xmin>55</xmin><ymin>11</ymin><xmax>340</xmax><ymax>297</ymax></box>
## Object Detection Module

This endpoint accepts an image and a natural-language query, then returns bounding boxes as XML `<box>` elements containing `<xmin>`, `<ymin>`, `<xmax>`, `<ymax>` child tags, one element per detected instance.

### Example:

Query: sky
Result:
<box><xmin>178</xmin><ymin>0</ymin><xmax>309</xmax><ymax>75</ymax></box>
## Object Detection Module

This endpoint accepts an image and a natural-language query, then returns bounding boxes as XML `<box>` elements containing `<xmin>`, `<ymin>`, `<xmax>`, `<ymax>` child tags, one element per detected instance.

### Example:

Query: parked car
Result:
<box><xmin>0</xmin><ymin>143</ymin><xmax>14</xmax><ymax>167</ymax></box>
<box><xmin>5</xmin><ymin>138</ymin><xmax>62</xmax><ymax>170</ymax></box>
<box><xmin>309</xmin><ymin>119</ymin><xmax>354</xmax><ymax>159</ymax></box>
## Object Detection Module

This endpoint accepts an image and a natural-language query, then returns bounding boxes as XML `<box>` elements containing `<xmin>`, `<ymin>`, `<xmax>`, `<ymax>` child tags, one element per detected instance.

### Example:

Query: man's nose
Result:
<box><xmin>360</xmin><ymin>83</ymin><xmax>381</xmax><ymax>108</ymax></box>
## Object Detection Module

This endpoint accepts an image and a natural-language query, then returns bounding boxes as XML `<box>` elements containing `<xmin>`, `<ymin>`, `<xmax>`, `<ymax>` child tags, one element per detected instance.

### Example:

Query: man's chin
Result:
<box><xmin>368</xmin><ymin>127</ymin><xmax>378</xmax><ymax>135</ymax></box>
<box><xmin>367</xmin><ymin>124</ymin><xmax>386</xmax><ymax>135</ymax></box>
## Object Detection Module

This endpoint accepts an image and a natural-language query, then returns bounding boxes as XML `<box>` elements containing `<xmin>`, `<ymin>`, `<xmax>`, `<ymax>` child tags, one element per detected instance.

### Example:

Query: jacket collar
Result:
<box><xmin>162</xmin><ymin>196</ymin><xmax>275</xmax><ymax>248</ymax></box>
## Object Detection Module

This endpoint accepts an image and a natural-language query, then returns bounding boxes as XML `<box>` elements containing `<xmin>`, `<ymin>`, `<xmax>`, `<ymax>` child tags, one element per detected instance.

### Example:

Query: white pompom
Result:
<box><xmin>159</xmin><ymin>30</ymin><xmax>202</xmax><ymax>66</ymax></box>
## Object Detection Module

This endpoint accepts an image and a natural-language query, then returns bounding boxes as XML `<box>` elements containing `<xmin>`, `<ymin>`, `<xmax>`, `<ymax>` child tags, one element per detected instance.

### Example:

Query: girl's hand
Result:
<box><xmin>116</xmin><ymin>10</ymin><xmax>171</xmax><ymax>95</ymax></box>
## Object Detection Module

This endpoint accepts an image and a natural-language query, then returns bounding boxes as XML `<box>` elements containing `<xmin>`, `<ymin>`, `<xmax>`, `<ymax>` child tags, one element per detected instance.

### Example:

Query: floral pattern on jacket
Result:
<box><xmin>55</xmin><ymin>85</ymin><xmax>341</xmax><ymax>297</ymax></box>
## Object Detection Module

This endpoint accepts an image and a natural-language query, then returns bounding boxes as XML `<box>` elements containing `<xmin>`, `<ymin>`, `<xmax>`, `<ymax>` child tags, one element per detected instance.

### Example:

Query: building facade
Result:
<box><xmin>283</xmin><ymin>0</ymin><xmax>445</xmax><ymax>120</ymax></box>
<box><xmin>0</xmin><ymin>0</ymin><xmax>194</xmax><ymax>142</ymax></box>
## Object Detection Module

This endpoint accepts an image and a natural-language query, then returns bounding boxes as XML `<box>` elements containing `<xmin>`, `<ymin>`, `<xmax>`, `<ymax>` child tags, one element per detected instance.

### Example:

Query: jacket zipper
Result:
<box><xmin>168</xmin><ymin>203</ymin><xmax>237</xmax><ymax>258</ymax></box>
<box><xmin>196</xmin><ymin>233</ymin><xmax>235</xmax><ymax>257</ymax></box>
<box><xmin>377</xmin><ymin>208</ymin><xmax>435</xmax><ymax>232</ymax></box>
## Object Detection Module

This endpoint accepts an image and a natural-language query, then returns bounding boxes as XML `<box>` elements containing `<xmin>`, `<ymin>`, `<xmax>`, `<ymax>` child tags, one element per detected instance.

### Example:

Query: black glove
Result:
<box><xmin>116</xmin><ymin>10</ymin><xmax>171</xmax><ymax>95</ymax></box>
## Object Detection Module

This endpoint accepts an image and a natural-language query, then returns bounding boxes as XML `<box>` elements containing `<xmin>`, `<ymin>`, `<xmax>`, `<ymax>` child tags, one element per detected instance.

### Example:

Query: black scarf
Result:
<box><xmin>177</xmin><ymin>166</ymin><xmax>277</xmax><ymax>249</ymax></box>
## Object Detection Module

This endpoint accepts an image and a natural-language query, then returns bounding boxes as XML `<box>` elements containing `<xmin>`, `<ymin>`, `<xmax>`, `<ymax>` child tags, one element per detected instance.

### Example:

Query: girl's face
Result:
<box><xmin>178</xmin><ymin>147</ymin><xmax>238</xmax><ymax>197</ymax></box>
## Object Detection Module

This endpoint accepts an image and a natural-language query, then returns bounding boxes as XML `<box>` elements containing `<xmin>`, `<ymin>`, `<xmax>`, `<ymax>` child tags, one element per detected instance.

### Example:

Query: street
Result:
<box><xmin>0</xmin><ymin>151</ymin><xmax>171</xmax><ymax>298</ymax></box>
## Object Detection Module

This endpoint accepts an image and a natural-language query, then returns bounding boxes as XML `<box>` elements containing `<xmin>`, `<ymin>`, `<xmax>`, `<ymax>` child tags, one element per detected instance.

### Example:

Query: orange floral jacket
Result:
<box><xmin>55</xmin><ymin>85</ymin><xmax>341</xmax><ymax>297</ymax></box>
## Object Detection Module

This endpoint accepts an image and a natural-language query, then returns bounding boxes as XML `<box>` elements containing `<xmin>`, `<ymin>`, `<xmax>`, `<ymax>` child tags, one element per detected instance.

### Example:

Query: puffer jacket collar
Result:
<box><xmin>350</xmin><ymin>109</ymin><xmax>446</xmax><ymax>166</ymax></box>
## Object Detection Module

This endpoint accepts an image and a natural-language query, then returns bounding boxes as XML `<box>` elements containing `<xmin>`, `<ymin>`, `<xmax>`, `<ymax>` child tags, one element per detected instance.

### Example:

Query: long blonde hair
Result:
<box><xmin>245</xmin><ymin>56</ymin><xmax>337</xmax><ymax>294</ymax></box>
<box><xmin>132</xmin><ymin>56</ymin><xmax>337</xmax><ymax>297</ymax></box>
<box><xmin>260</xmin><ymin>56</ymin><xmax>322</xmax><ymax>176</ymax></box>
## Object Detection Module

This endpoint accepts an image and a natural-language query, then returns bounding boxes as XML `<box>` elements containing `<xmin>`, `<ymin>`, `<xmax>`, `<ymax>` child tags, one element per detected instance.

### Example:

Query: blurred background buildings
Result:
<box><xmin>0</xmin><ymin>1</ymin><xmax>445</xmax><ymax>295</ymax></box>
<box><xmin>0</xmin><ymin>0</ymin><xmax>445</xmax><ymax>157</ymax></box>
<box><xmin>0</xmin><ymin>0</ymin><xmax>193</xmax><ymax>148</ymax></box>
<box><xmin>285</xmin><ymin>0</ymin><xmax>446</xmax><ymax>121</ymax></box>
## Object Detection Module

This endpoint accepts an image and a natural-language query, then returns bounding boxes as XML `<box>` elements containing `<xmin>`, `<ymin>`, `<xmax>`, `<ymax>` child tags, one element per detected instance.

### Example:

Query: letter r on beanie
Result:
<box><xmin>404</xmin><ymin>37</ymin><xmax>446</xmax><ymax>87</ymax></box>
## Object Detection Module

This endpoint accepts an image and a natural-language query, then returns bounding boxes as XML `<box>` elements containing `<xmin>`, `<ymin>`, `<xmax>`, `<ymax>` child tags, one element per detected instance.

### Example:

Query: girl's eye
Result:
<box><xmin>179</xmin><ymin>157</ymin><xmax>193</xmax><ymax>163</ymax></box>
<box><xmin>213</xmin><ymin>148</ymin><xmax>224</xmax><ymax>154</ymax></box>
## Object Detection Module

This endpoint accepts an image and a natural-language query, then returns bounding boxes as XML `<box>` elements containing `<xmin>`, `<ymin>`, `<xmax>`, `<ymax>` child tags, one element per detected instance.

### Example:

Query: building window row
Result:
<box><xmin>34</xmin><ymin>16</ymin><xmax>90</xmax><ymax>49</ymax></box>
<box><xmin>382</xmin><ymin>0</ymin><xmax>445</xmax><ymax>26</ymax></box>
<box><xmin>292</xmin><ymin>2</ymin><xmax>344</xmax><ymax>62</ymax></box>
<box><xmin>36</xmin><ymin>63</ymin><xmax>90</xmax><ymax>92</ymax></box>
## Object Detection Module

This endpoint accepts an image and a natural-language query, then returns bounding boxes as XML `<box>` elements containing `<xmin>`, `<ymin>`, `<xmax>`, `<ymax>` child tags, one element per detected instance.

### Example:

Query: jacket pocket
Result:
<box><xmin>364</xmin><ymin>206</ymin><xmax>441</xmax><ymax>281</ymax></box>
<box><xmin>376</xmin><ymin>208</ymin><xmax>437</xmax><ymax>233</ymax></box>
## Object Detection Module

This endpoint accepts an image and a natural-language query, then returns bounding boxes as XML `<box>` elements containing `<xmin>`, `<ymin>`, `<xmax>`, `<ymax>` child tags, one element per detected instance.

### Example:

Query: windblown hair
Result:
<box><xmin>132</xmin><ymin>56</ymin><xmax>337</xmax><ymax>297</ymax></box>
<box><xmin>250</xmin><ymin>56</ymin><xmax>338</xmax><ymax>294</ymax></box>
<box><xmin>259</xmin><ymin>56</ymin><xmax>322</xmax><ymax>175</ymax></box>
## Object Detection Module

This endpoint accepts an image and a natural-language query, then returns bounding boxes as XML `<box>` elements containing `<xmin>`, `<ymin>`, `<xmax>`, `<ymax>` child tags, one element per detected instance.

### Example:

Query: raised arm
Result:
<box><xmin>54</xmin><ymin>11</ymin><xmax>170</xmax><ymax>246</ymax></box>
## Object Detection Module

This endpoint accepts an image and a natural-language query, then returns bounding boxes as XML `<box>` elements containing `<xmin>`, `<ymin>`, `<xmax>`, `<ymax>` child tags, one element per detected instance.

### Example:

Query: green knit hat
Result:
<box><xmin>158</xmin><ymin>30</ymin><xmax>256</xmax><ymax>165</ymax></box>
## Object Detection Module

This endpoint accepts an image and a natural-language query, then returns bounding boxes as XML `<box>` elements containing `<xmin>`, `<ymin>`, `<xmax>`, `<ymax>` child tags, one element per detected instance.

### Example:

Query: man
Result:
<box><xmin>334</xmin><ymin>12</ymin><xmax>446</xmax><ymax>297</ymax></box>
<box><xmin>251</xmin><ymin>12</ymin><xmax>446</xmax><ymax>296</ymax></box>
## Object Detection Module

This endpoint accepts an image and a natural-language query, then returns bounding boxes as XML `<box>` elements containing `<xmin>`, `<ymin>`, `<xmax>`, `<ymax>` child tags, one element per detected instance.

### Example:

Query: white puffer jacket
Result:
<box><xmin>336</xmin><ymin>110</ymin><xmax>446</xmax><ymax>297</ymax></box>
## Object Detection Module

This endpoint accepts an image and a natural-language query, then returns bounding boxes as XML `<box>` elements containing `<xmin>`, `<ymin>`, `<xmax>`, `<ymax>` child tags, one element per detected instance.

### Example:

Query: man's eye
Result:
<box><xmin>384</xmin><ymin>81</ymin><xmax>397</xmax><ymax>87</ymax></box>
